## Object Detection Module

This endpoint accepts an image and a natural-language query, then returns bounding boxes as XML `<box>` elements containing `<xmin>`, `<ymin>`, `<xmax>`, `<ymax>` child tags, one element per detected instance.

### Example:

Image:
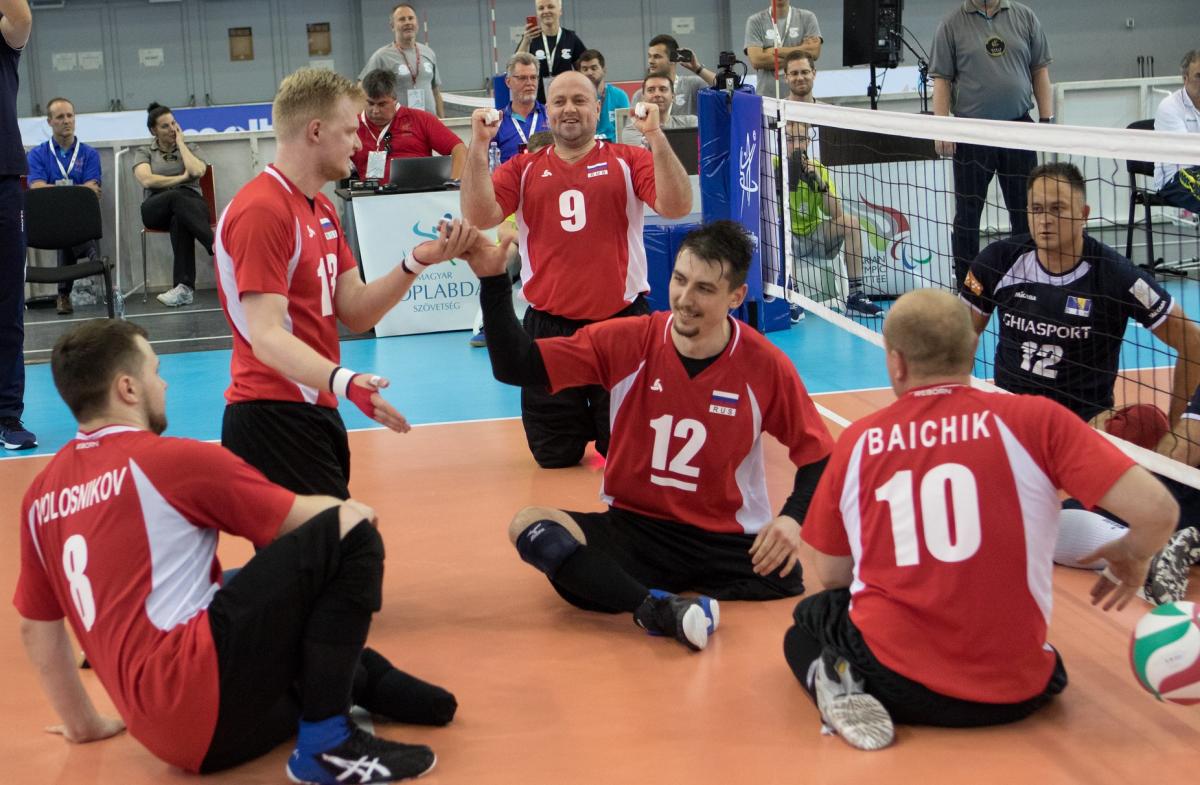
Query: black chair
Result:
<box><xmin>1124</xmin><ymin>119</ymin><xmax>1187</xmax><ymax>278</ymax></box>
<box><xmin>23</xmin><ymin>185</ymin><xmax>117</xmax><ymax>318</ymax></box>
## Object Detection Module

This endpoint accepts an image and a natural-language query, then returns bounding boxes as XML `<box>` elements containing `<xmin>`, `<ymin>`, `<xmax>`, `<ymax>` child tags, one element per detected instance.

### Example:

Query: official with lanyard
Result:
<box><xmin>494</xmin><ymin>101</ymin><xmax>546</xmax><ymax>163</ymax></box>
<box><xmin>359</xmin><ymin>108</ymin><xmax>394</xmax><ymax>180</ymax></box>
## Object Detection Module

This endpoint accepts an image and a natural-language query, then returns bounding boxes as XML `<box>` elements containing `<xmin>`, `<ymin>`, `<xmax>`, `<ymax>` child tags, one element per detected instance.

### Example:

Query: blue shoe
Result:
<box><xmin>634</xmin><ymin>589</ymin><xmax>710</xmax><ymax>651</ymax></box>
<box><xmin>468</xmin><ymin>329</ymin><xmax>486</xmax><ymax>347</ymax></box>
<box><xmin>0</xmin><ymin>418</ymin><xmax>36</xmax><ymax>450</ymax></box>
<box><xmin>696</xmin><ymin>595</ymin><xmax>720</xmax><ymax>635</ymax></box>
<box><xmin>287</xmin><ymin>721</ymin><xmax>436</xmax><ymax>784</ymax></box>
<box><xmin>845</xmin><ymin>291</ymin><xmax>883</xmax><ymax>317</ymax></box>
<box><xmin>789</xmin><ymin>304</ymin><xmax>805</xmax><ymax>324</ymax></box>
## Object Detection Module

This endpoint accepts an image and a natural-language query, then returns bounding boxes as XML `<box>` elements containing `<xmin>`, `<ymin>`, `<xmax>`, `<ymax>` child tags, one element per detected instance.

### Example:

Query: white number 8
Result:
<box><xmin>559</xmin><ymin>189</ymin><xmax>587</xmax><ymax>233</ymax></box>
<box><xmin>63</xmin><ymin>534</ymin><xmax>97</xmax><ymax>631</ymax></box>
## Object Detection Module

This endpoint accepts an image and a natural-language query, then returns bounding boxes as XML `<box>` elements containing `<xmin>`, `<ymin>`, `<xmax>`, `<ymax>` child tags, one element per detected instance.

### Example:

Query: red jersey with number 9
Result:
<box><xmin>493</xmin><ymin>141</ymin><xmax>657</xmax><ymax>321</ymax></box>
<box><xmin>215</xmin><ymin>165</ymin><xmax>357</xmax><ymax>407</ymax></box>
<box><xmin>802</xmin><ymin>385</ymin><xmax>1136</xmax><ymax>703</ymax></box>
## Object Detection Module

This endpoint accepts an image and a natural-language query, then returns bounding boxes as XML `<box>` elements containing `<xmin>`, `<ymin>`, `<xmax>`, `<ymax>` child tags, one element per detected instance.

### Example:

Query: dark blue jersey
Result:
<box><xmin>960</xmin><ymin>234</ymin><xmax>1172</xmax><ymax>420</ymax></box>
<box><xmin>1</xmin><ymin>34</ymin><xmax>25</xmax><ymax>176</ymax></box>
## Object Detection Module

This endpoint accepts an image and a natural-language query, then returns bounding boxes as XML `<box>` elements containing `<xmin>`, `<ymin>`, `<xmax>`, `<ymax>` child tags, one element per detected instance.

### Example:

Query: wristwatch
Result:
<box><xmin>1038</xmin><ymin>115</ymin><xmax>1055</xmax><ymax>124</ymax></box>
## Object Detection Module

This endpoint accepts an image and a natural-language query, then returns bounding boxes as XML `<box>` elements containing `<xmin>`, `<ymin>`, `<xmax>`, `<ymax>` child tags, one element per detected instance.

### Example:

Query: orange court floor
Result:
<box><xmin>0</xmin><ymin>391</ymin><xmax>1198</xmax><ymax>785</ymax></box>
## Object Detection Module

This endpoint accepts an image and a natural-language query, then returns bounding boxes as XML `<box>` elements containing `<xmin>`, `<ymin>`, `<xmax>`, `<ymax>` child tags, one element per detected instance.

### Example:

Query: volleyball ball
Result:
<box><xmin>1130</xmin><ymin>601</ymin><xmax>1200</xmax><ymax>705</ymax></box>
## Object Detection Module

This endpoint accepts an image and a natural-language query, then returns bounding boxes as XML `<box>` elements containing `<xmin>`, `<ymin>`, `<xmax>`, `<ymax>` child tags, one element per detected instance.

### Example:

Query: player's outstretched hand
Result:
<box><xmin>1082</xmin><ymin>537</ymin><xmax>1153</xmax><ymax>611</ymax></box>
<box><xmin>631</xmin><ymin>102</ymin><xmax>662</xmax><ymax>136</ymax></box>
<box><xmin>349</xmin><ymin>374</ymin><xmax>412</xmax><ymax>434</ymax></box>
<box><xmin>412</xmin><ymin>219</ymin><xmax>480</xmax><ymax>268</ymax></box>
<box><xmin>46</xmin><ymin>715</ymin><xmax>125</xmax><ymax>744</ymax></box>
<box><xmin>471</xmin><ymin>107</ymin><xmax>503</xmax><ymax>145</ymax></box>
<box><xmin>461</xmin><ymin>233</ymin><xmax>514</xmax><ymax>279</ymax></box>
<box><xmin>749</xmin><ymin>515</ymin><xmax>802</xmax><ymax>577</ymax></box>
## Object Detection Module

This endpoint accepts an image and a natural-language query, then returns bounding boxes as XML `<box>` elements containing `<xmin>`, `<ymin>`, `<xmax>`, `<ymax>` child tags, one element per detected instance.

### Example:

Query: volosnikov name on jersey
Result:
<box><xmin>29</xmin><ymin>466</ymin><xmax>129</xmax><ymax>525</ymax></box>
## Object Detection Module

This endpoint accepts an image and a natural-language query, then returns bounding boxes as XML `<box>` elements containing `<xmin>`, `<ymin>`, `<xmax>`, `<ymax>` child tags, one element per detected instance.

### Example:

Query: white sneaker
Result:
<box><xmin>157</xmin><ymin>284</ymin><xmax>194</xmax><ymax>307</ymax></box>
<box><xmin>811</xmin><ymin>654</ymin><xmax>895</xmax><ymax>751</ymax></box>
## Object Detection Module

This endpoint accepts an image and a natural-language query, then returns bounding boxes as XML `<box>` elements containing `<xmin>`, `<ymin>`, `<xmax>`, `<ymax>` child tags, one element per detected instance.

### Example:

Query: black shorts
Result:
<box><xmin>222</xmin><ymin>400</ymin><xmax>351</xmax><ymax>498</ymax></box>
<box><xmin>562</xmin><ymin>506</ymin><xmax>804</xmax><ymax>601</ymax></box>
<box><xmin>201</xmin><ymin>508</ymin><xmax>372</xmax><ymax>772</ymax></box>
<box><xmin>784</xmin><ymin>588</ymin><xmax>1067</xmax><ymax>728</ymax></box>
<box><xmin>520</xmin><ymin>297</ymin><xmax>649</xmax><ymax>469</ymax></box>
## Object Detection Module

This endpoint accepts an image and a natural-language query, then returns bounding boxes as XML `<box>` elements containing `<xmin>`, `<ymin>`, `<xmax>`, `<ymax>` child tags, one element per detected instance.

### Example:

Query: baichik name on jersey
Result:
<box><xmin>28</xmin><ymin>466</ymin><xmax>129</xmax><ymax>526</ymax></box>
<box><xmin>864</xmin><ymin>411</ymin><xmax>992</xmax><ymax>456</ymax></box>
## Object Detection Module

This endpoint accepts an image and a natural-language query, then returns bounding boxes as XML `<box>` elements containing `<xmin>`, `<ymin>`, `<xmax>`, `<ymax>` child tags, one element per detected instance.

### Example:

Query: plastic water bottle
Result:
<box><xmin>488</xmin><ymin>142</ymin><xmax>501</xmax><ymax>173</ymax></box>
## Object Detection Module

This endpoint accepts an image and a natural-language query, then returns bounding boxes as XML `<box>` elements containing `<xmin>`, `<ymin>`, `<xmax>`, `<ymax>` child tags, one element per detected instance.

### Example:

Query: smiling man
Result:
<box><xmin>462</xmin><ymin>70</ymin><xmax>692</xmax><ymax>469</ymax></box>
<box><xmin>452</xmin><ymin>220</ymin><xmax>834</xmax><ymax>651</ymax></box>
<box><xmin>359</xmin><ymin>2</ymin><xmax>444</xmax><ymax>117</ymax></box>
<box><xmin>622</xmin><ymin>73</ymin><xmax>697</xmax><ymax>148</ymax></box>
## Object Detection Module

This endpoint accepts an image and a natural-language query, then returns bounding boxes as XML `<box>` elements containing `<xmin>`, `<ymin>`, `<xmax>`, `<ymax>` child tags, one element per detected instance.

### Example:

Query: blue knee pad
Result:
<box><xmin>515</xmin><ymin>520</ymin><xmax>580</xmax><ymax>577</ymax></box>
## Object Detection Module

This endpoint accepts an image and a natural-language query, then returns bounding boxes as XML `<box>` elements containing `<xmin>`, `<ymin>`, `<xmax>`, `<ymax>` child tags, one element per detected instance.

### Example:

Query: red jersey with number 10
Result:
<box><xmin>537</xmin><ymin>312</ymin><xmax>834</xmax><ymax>533</ymax></box>
<box><xmin>13</xmin><ymin>427</ymin><xmax>294</xmax><ymax>772</ymax></box>
<box><xmin>802</xmin><ymin>385</ymin><xmax>1135</xmax><ymax>703</ymax></box>
<box><xmin>215</xmin><ymin>165</ymin><xmax>358</xmax><ymax>407</ymax></box>
<box><xmin>493</xmin><ymin>141</ymin><xmax>657</xmax><ymax>321</ymax></box>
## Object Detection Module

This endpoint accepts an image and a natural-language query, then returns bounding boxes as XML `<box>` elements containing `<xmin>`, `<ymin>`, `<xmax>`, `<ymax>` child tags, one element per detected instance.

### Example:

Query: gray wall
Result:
<box><xmin>14</xmin><ymin>0</ymin><xmax>1195</xmax><ymax>116</ymax></box>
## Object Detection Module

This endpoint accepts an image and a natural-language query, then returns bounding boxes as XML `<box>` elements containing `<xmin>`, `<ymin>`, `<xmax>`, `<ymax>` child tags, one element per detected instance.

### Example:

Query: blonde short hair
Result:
<box><xmin>883</xmin><ymin>289</ymin><xmax>977</xmax><ymax>377</ymax></box>
<box><xmin>273</xmin><ymin>68</ymin><xmax>365</xmax><ymax>141</ymax></box>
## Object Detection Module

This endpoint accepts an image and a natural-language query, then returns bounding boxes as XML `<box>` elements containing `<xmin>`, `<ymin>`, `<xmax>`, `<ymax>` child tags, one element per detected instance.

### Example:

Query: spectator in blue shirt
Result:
<box><xmin>494</xmin><ymin>53</ymin><xmax>547</xmax><ymax>163</ymax></box>
<box><xmin>26</xmin><ymin>96</ymin><xmax>101</xmax><ymax>315</ymax></box>
<box><xmin>578</xmin><ymin>49</ymin><xmax>628</xmax><ymax>142</ymax></box>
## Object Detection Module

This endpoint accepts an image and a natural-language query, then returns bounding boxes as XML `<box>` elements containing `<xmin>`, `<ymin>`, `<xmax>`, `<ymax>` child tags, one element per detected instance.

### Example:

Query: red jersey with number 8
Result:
<box><xmin>215</xmin><ymin>165</ymin><xmax>358</xmax><ymax>407</ymax></box>
<box><xmin>537</xmin><ymin>312</ymin><xmax>834</xmax><ymax>533</ymax></box>
<box><xmin>493</xmin><ymin>141</ymin><xmax>657</xmax><ymax>321</ymax></box>
<box><xmin>13</xmin><ymin>427</ymin><xmax>294</xmax><ymax>772</ymax></box>
<box><xmin>802</xmin><ymin>385</ymin><xmax>1135</xmax><ymax>703</ymax></box>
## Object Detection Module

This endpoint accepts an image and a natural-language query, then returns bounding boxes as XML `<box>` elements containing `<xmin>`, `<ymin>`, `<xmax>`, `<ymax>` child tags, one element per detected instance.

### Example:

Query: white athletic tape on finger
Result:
<box><xmin>368</xmin><ymin>375</ymin><xmax>381</xmax><ymax>387</ymax></box>
<box><xmin>483</xmin><ymin>109</ymin><xmax>500</xmax><ymax>125</ymax></box>
<box><xmin>1101</xmin><ymin>566</ymin><xmax>1121</xmax><ymax>585</ymax></box>
<box><xmin>633</xmin><ymin>102</ymin><xmax>649</xmax><ymax>119</ymax></box>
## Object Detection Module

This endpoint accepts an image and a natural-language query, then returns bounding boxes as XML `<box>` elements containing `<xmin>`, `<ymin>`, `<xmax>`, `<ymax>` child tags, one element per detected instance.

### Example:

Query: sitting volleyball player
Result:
<box><xmin>460</xmin><ymin>220</ymin><xmax>835</xmax><ymax>651</ymax></box>
<box><xmin>786</xmin><ymin>289</ymin><xmax>1176</xmax><ymax>750</ymax></box>
<box><xmin>959</xmin><ymin>162</ymin><xmax>1200</xmax><ymax>426</ymax></box>
<box><xmin>15</xmin><ymin>320</ymin><xmax>441</xmax><ymax>784</ymax></box>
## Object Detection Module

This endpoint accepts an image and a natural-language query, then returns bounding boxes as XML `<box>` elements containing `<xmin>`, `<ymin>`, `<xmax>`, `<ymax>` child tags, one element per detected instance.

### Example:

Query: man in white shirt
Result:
<box><xmin>359</xmin><ymin>3</ymin><xmax>444</xmax><ymax>117</ymax></box>
<box><xmin>1154</xmin><ymin>49</ymin><xmax>1200</xmax><ymax>212</ymax></box>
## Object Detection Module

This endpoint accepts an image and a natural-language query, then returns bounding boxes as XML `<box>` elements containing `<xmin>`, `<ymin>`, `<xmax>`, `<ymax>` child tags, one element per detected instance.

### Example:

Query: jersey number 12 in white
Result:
<box><xmin>648</xmin><ymin>415</ymin><xmax>707</xmax><ymax>492</ymax></box>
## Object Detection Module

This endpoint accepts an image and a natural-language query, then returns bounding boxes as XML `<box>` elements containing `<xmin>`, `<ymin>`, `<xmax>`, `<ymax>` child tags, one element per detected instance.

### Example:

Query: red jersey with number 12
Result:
<box><xmin>13</xmin><ymin>427</ymin><xmax>294</xmax><ymax>772</ymax></box>
<box><xmin>493</xmin><ymin>141</ymin><xmax>657</xmax><ymax>321</ymax></box>
<box><xmin>538</xmin><ymin>312</ymin><xmax>833</xmax><ymax>533</ymax></box>
<box><xmin>215</xmin><ymin>165</ymin><xmax>358</xmax><ymax>407</ymax></box>
<box><xmin>802</xmin><ymin>385</ymin><xmax>1135</xmax><ymax>703</ymax></box>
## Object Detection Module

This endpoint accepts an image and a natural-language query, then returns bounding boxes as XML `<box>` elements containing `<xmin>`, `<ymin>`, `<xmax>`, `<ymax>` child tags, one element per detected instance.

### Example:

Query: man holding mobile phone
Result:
<box><xmin>515</xmin><ymin>0</ymin><xmax>586</xmax><ymax>104</ymax></box>
<box><xmin>632</xmin><ymin>34</ymin><xmax>715</xmax><ymax>117</ymax></box>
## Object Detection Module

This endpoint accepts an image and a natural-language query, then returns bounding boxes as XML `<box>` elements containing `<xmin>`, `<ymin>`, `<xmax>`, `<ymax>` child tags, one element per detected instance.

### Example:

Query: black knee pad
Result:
<box><xmin>515</xmin><ymin>520</ymin><xmax>580</xmax><ymax>577</ymax></box>
<box><xmin>337</xmin><ymin>521</ymin><xmax>385</xmax><ymax>613</ymax></box>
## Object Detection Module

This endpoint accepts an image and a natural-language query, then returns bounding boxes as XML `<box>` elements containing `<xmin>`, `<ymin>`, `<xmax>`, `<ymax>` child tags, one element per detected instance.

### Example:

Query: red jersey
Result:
<box><xmin>493</xmin><ymin>141</ymin><xmax>657</xmax><ymax>321</ymax></box>
<box><xmin>350</xmin><ymin>107</ymin><xmax>461</xmax><ymax>178</ymax></box>
<box><xmin>13</xmin><ymin>427</ymin><xmax>294</xmax><ymax>772</ymax></box>
<box><xmin>215</xmin><ymin>165</ymin><xmax>358</xmax><ymax>407</ymax></box>
<box><xmin>538</xmin><ymin>312</ymin><xmax>833</xmax><ymax>533</ymax></box>
<box><xmin>802</xmin><ymin>385</ymin><xmax>1135</xmax><ymax>703</ymax></box>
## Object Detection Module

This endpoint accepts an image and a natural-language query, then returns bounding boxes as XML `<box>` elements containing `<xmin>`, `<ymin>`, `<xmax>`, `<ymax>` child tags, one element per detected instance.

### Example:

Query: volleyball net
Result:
<box><xmin>751</xmin><ymin>96</ymin><xmax>1200</xmax><ymax>487</ymax></box>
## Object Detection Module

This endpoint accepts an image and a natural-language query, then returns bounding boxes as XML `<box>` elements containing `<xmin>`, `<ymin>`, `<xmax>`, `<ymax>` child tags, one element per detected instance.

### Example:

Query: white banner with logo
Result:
<box><xmin>352</xmin><ymin>190</ymin><xmax>490</xmax><ymax>337</ymax></box>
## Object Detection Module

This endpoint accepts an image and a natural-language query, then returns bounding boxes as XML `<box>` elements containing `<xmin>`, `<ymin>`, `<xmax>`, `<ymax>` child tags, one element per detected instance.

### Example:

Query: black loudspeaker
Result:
<box><xmin>843</xmin><ymin>0</ymin><xmax>903</xmax><ymax>68</ymax></box>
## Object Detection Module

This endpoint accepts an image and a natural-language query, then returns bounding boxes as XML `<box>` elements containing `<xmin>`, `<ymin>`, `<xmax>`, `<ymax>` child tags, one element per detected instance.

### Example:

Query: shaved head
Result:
<box><xmin>883</xmin><ymin>289</ymin><xmax>977</xmax><ymax>379</ymax></box>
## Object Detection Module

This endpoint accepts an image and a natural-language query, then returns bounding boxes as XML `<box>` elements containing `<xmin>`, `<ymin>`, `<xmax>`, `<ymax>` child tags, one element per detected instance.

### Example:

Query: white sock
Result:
<box><xmin>1055</xmin><ymin>508</ymin><xmax>1128</xmax><ymax>569</ymax></box>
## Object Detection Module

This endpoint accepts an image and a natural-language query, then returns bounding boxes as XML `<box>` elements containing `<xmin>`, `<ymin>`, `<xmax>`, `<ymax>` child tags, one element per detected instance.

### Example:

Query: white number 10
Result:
<box><xmin>559</xmin><ymin>189</ymin><xmax>587</xmax><ymax>233</ymax></box>
<box><xmin>874</xmin><ymin>463</ymin><xmax>981</xmax><ymax>567</ymax></box>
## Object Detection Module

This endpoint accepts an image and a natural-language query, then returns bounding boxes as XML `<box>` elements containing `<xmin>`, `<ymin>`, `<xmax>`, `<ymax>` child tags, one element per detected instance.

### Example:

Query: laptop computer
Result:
<box><xmin>384</xmin><ymin>156</ymin><xmax>454</xmax><ymax>193</ymax></box>
<box><xmin>663</xmin><ymin>126</ymin><xmax>700</xmax><ymax>176</ymax></box>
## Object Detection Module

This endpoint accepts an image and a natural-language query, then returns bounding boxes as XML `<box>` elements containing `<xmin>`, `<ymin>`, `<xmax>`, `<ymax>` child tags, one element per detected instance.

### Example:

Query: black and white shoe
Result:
<box><xmin>633</xmin><ymin>589</ymin><xmax>713</xmax><ymax>651</ymax></box>
<box><xmin>1144</xmin><ymin>527</ymin><xmax>1200</xmax><ymax>605</ymax></box>
<box><xmin>287</xmin><ymin>724</ymin><xmax>436</xmax><ymax>784</ymax></box>
<box><xmin>810</xmin><ymin>652</ymin><xmax>894</xmax><ymax>751</ymax></box>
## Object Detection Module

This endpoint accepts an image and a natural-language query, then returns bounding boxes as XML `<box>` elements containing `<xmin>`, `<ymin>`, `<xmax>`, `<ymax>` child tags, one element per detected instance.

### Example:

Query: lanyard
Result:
<box><xmin>540</xmin><ymin>32</ymin><xmax>560</xmax><ymax>68</ymax></box>
<box><xmin>510</xmin><ymin>108</ymin><xmax>542</xmax><ymax>145</ymax></box>
<box><xmin>396</xmin><ymin>44</ymin><xmax>420</xmax><ymax>86</ymax></box>
<box><xmin>360</xmin><ymin>112</ymin><xmax>394</xmax><ymax>151</ymax></box>
<box><xmin>772</xmin><ymin>7</ymin><xmax>794</xmax><ymax>43</ymax></box>
<box><xmin>52</xmin><ymin>139</ymin><xmax>81</xmax><ymax>181</ymax></box>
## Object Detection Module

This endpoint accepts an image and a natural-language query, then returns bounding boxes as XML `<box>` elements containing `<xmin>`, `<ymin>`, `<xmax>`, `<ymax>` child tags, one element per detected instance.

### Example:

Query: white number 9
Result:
<box><xmin>559</xmin><ymin>189</ymin><xmax>587</xmax><ymax>233</ymax></box>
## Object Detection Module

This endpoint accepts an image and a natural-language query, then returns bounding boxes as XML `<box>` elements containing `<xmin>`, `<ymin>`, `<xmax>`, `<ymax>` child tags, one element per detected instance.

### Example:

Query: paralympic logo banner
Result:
<box><xmin>728</xmin><ymin>90</ymin><xmax>764</xmax><ymax>301</ymax></box>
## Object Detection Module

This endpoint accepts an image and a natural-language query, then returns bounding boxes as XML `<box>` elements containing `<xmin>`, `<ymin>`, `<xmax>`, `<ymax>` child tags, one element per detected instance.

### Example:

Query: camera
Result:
<box><xmin>670</xmin><ymin>48</ymin><xmax>695</xmax><ymax>64</ymax></box>
<box><xmin>715</xmin><ymin>50</ymin><xmax>744</xmax><ymax>91</ymax></box>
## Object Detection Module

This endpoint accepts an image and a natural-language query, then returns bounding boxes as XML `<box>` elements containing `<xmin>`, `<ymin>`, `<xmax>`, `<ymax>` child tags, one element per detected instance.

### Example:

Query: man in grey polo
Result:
<box><xmin>930</xmin><ymin>0</ymin><xmax>1054</xmax><ymax>289</ymax></box>
<box><xmin>359</xmin><ymin>2</ymin><xmax>444</xmax><ymax>117</ymax></box>
<box><xmin>744</xmin><ymin>0</ymin><xmax>822</xmax><ymax>99</ymax></box>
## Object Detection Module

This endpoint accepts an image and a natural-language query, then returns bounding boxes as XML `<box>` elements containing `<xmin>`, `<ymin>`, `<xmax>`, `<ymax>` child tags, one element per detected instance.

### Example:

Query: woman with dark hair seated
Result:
<box><xmin>132</xmin><ymin>102</ymin><xmax>213</xmax><ymax>307</ymax></box>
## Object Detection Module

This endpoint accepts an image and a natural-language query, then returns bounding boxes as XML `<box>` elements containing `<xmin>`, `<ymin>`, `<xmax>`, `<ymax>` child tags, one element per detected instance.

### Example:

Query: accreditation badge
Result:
<box><xmin>985</xmin><ymin>36</ymin><xmax>1006</xmax><ymax>56</ymax></box>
